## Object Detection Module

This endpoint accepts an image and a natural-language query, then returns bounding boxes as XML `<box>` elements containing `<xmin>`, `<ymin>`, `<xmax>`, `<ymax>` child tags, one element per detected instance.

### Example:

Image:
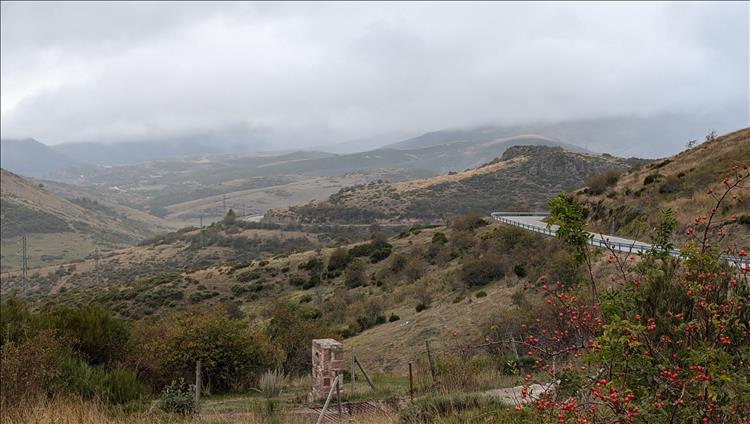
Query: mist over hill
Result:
<box><xmin>387</xmin><ymin>113</ymin><xmax>744</xmax><ymax>157</ymax></box>
<box><xmin>0</xmin><ymin>138</ymin><xmax>79</xmax><ymax>178</ymax></box>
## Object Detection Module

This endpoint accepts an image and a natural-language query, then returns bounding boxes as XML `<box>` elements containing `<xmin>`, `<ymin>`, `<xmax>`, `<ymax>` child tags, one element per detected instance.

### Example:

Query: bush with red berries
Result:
<box><xmin>505</xmin><ymin>166</ymin><xmax>750</xmax><ymax>423</ymax></box>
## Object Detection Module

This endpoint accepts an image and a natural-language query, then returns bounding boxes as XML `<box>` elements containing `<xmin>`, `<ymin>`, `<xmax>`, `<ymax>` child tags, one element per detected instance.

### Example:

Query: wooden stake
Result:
<box><xmin>408</xmin><ymin>362</ymin><xmax>414</xmax><ymax>402</ymax></box>
<box><xmin>195</xmin><ymin>360</ymin><xmax>202</xmax><ymax>402</ymax></box>
<box><xmin>353</xmin><ymin>355</ymin><xmax>375</xmax><ymax>390</ymax></box>
<box><xmin>425</xmin><ymin>341</ymin><xmax>436</xmax><ymax>389</ymax></box>
<box><xmin>351</xmin><ymin>350</ymin><xmax>356</xmax><ymax>397</ymax></box>
<box><xmin>336</xmin><ymin>371</ymin><xmax>342</xmax><ymax>421</ymax></box>
<box><xmin>316</xmin><ymin>375</ymin><xmax>340</xmax><ymax>424</ymax></box>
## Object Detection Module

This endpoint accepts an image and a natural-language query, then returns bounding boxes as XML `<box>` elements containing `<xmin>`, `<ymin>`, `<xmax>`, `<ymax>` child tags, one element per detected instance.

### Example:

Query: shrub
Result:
<box><xmin>369</xmin><ymin>245</ymin><xmax>393</xmax><ymax>263</ymax></box>
<box><xmin>130</xmin><ymin>310</ymin><xmax>280</xmax><ymax>392</ymax></box>
<box><xmin>57</xmin><ymin>357</ymin><xmax>147</xmax><ymax>404</ymax></box>
<box><xmin>299</xmin><ymin>257</ymin><xmax>324</xmax><ymax>273</ymax></box>
<box><xmin>585</xmin><ymin>170</ymin><xmax>620</xmax><ymax>195</ymax></box>
<box><xmin>658</xmin><ymin>175</ymin><xmax>681</xmax><ymax>193</ymax></box>
<box><xmin>451</xmin><ymin>211</ymin><xmax>487</xmax><ymax>232</ymax></box>
<box><xmin>431</xmin><ymin>232</ymin><xmax>448</xmax><ymax>244</ymax></box>
<box><xmin>0</xmin><ymin>331</ymin><xmax>68</xmax><ymax>409</ymax></box>
<box><xmin>643</xmin><ymin>174</ymin><xmax>658</xmax><ymax>185</ymax></box>
<box><xmin>510</xmin><ymin>289</ymin><xmax>526</xmax><ymax>307</ymax></box>
<box><xmin>415</xmin><ymin>303</ymin><xmax>428</xmax><ymax>313</ymax></box>
<box><xmin>404</xmin><ymin>257</ymin><xmax>427</xmax><ymax>281</ymax></box>
<box><xmin>475</xmin><ymin>291</ymin><xmax>487</xmax><ymax>298</ymax></box>
<box><xmin>514</xmin><ymin>173</ymin><xmax>750</xmax><ymax>422</ymax></box>
<box><xmin>344</xmin><ymin>259</ymin><xmax>367</xmax><ymax>288</ymax></box>
<box><xmin>460</xmin><ymin>255</ymin><xmax>505</xmax><ymax>287</ymax></box>
<box><xmin>41</xmin><ymin>304</ymin><xmax>129</xmax><ymax>366</ymax></box>
<box><xmin>265</xmin><ymin>303</ymin><xmax>327</xmax><ymax>376</ymax></box>
<box><xmin>257</xmin><ymin>369</ymin><xmax>288</xmax><ymax>397</ymax></box>
<box><xmin>399</xmin><ymin>394</ymin><xmax>494</xmax><ymax>423</ymax></box>
<box><xmin>237</xmin><ymin>270</ymin><xmax>262</xmax><ymax>282</ymax></box>
<box><xmin>348</xmin><ymin>243</ymin><xmax>373</xmax><ymax>258</ymax></box>
<box><xmin>158</xmin><ymin>379</ymin><xmax>196</xmax><ymax>415</ymax></box>
<box><xmin>303</xmin><ymin>274</ymin><xmax>320</xmax><ymax>290</ymax></box>
<box><xmin>389</xmin><ymin>253</ymin><xmax>409</xmax><ymax>273</ymax></box>
<box><xmin>288</xmin><ymin>274</ymin><xmax>306</xmax><ymax>287</ymax></box>
<box><xmin>327</xmin><ymin>248</ymin><xmax>350</xmax><ymax>271</ymax></box>
<box><xmin>389</xmin><ymin>314</ymin><xmax>400</xmax><ymax>322</ymax></box>
<box><xmin>450</xmin><ymin>230</ymin><xmax>475</xmax><ymax>251</ymax></box>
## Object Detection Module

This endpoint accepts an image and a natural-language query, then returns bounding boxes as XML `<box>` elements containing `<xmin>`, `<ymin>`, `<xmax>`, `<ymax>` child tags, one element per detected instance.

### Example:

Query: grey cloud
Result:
<box><xmin>1</xmin><ymin>1</ymin><xmax>747</xmax><ymax>156</ymax></box>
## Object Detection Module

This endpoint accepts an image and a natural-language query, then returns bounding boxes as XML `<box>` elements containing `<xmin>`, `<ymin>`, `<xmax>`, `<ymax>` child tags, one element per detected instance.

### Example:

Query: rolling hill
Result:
<box><xmin>386</xmin><ymin>113</ymin><xmax>742</xmax><ymax>158</ymax></box>
<box><xmin>31</xmin><ymin>135</ymin><xmax>576</xmax><ymax>224</ymax></box>
<box><xmin>0</xmin><ymin>168</ymin><xmax>175</xmax><ymax>271</ymax></box>
<box><xmin>575</xmin><ymin>127</ymin><xmax>750</xmax><ymax>247</ymax></box>
<box><xmin>0</xmin><ymin>138</ymin><xmax>81</xmax><ymax>178</ymax></box>
<box><xmin>266</xmin><ymin>145</ymin><xmax>640</xmax><ymax>224</ymax></box>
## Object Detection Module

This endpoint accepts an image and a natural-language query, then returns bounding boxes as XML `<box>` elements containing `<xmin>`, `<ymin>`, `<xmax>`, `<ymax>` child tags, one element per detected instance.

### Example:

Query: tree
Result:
<box><xmin>223</xmin><ymin>209</ymin><xmax>237</xmax><ymax>226</ymax></box>
<box><xmin>546</xmin><ymin>194</ymin><xmax>596</xmax><ymax>301</ymax></box>
<box><xmin>266</xmin><ymin>303</ymin><xmax>327</xmax><ymax>376</ymax></box>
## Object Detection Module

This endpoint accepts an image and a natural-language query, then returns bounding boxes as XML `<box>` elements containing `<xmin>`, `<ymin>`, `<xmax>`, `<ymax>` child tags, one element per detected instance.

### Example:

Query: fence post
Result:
<box><xmin>336</xmin><ymin>370</ymin><xmax>342</xmax><ymax>422</ymax></box>
<box><xmin>351</xmin><ymin>350</ymin><xmax>356</xmax><ymax>397</ymax></box>
<box><xmin>425</xmin><ymin>341</ymin><xmax>437</xmax><ymax>389</ymax></box>
<box><xmin>195</xmin><ymin>360</ymin><xmax>202</xmax><ymax>402</ymax></box>
<box><xmin>408</xmin><ymin>362</ymin><xmax>414</xmax><ymax>402</ymax></box>
<box><xmin>316</xmin><ymin>375</ymin><xmax>340</xmax><ymax>424</ymax></box>
<box><xmin>353</xmin><ymin>355</ymin><xmax>375</xmax><ymax>390</ymax></box>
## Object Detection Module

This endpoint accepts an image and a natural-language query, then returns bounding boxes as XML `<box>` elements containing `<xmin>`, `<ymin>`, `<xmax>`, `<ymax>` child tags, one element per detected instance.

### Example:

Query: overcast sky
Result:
<box><xmin>1</xmin><ymin>1</ymin><xmax>748</xmax><ymax>150</ymax></box>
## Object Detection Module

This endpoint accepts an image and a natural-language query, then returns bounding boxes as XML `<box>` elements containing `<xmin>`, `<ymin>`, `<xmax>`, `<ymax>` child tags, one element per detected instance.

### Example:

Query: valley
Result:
<box><xmin>2</xmin><ymin>126</ymin><xmax>749</xmax><ymax>424</ymax></box>
<box><xmin>3</xmin><ymin>3</ymin><xmax>749</xmax><ymax>422</ymax></box>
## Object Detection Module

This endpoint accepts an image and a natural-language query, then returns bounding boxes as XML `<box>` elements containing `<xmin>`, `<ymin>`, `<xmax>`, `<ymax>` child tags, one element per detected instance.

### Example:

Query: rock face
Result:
<box><xmin>309</xmin><ymin>339</ymin><xmax>344</xmax><ymax>401</ymax></box>
<box><xmin>267</xmin><ymin>146</ymin><xmax>637</xmax><ymax>224</ymax></box>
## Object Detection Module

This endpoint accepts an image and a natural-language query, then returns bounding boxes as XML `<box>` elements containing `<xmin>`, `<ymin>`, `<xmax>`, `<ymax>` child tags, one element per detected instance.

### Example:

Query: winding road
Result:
<box><xmin>490</xmin><ymin>212</ymin><xmax>749</xmax><ymax>268</ymax></box>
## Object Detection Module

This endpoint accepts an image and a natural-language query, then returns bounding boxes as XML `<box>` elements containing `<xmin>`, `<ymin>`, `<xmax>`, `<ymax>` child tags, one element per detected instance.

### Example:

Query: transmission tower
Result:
<box><xmin>200</xmin><ymin>215</ymin><xmax>205</xmax><ymax>248</ymax></box>
<box><xmin>94</xmin><ymin>248</ymin><xmax>101</xmax><ymax>284</ymax></box>
<box><xmin>21</xmin><ymin>234</ymin><xmax>28</xmax><ymax>294</ymax></box>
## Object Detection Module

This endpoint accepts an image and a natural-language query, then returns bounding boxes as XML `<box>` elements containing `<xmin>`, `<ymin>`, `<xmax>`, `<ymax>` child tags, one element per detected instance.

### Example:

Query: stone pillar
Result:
<box><xmin>309</xmin><ymin>338</ymin><xmax>344</xmax><ymax>401</ymax></box>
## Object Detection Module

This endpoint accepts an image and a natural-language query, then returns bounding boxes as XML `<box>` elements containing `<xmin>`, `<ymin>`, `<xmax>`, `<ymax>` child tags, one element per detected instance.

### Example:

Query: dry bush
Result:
<box><xmin>450</xmin><ymin>211</ymin><xmax>487</xmax><ymax>232</ymax></box>
<box><xmin>258</xmin><ymin>369</ymin><xmax>289</xmax><ymax>397</ymax></box>
<box><xmin>413</xmin><ymin>352</ymin><xmax>515</xmax><ymax>395</ymax></box>
<box><xmin>404</xmin><ymin>256</ymin><xmax>427</xmax><ymax>281</ymax></box>
<box><xmin>585</xmin><ymin>169</ymin><xmax>621</xmax><ymax>195</ymax></box>
<box><xmin>460</xmin><ymin>254</ymin><xmax>506</xmax><ymax>287</ymax></box>
<box><xmin>0</xmin><ymin>331</ymin><xmax>68</xmax><ymax>411</ymax></box>
<box><xmin>449</xmin><ymin>230</ymin><xmax>476</xmax><ymax>252</ymax></box>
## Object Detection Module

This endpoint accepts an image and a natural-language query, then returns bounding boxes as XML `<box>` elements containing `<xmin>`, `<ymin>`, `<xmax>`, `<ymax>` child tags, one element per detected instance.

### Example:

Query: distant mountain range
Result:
<box><xmin>384</xmin><ymin>114</ymin><xmax>740</xmax><ymax>155</ymax></box>
<box><xmin>0</xmin><ymin>138</ymin><xmax>81</xmax><ymax>178</ymax></box>
<box><xmin>2</xmin><ymin>113</ymin><xmax>738</xmax><ymax>178</ymax></box>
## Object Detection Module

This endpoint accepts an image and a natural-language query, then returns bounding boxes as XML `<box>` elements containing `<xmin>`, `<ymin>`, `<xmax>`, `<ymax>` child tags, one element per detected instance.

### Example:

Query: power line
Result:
<box><xmin>21</xmin><ymin>234</ymin><xmax>28</xmax><ymax>294</ymax></box>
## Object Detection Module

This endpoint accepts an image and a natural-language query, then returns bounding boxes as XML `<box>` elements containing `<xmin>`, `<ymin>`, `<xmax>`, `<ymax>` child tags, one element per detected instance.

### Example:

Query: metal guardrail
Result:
<box><xmin>490</xmin><ymin>213</ymin><xmax>750</xmax><ymax>267</ymax></box>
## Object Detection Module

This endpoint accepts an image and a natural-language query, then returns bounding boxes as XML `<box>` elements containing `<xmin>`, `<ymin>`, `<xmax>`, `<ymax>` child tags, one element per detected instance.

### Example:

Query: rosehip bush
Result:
<box><xmin>506</xmin><ymin>167</ymin><xmax>750</xmax><ymax>423</ymax></box>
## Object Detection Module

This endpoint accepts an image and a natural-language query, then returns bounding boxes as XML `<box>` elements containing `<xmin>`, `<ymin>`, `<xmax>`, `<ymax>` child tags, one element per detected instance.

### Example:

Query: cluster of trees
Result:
<box><xmin>0</xmin><ymin>299</ymin><xmax>330</xmax><ymax>411</ymax></box>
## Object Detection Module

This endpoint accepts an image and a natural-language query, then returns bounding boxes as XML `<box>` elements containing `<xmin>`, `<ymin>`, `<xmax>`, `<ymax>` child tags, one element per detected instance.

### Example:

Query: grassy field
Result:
<box><xmin>0</xmin><ymin>232</ymin><xmax>98</xmax><ymax>272</ymax></box>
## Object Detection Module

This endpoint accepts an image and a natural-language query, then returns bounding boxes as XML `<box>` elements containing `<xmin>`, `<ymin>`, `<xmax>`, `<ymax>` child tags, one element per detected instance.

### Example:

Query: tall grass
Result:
<box><xmin>1</xmin><ymin>396</ymin><xmax>399</xmax><ymax>424</ymax></box>
<box><xmin>258</xmin><ymin>369</ymin><xmax>289</xmax><ymax>398</ymax></box>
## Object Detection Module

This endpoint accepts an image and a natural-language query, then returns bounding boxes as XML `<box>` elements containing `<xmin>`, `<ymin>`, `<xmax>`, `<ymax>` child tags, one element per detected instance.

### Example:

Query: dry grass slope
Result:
<box><xmin>267</xmin><ymin>145</ymin><xmax>634</xmax><ymax>224</ymax></box>
<box><xmin>575</xmin><ymin>127</ymin><xmax>750</xmax><ymax>247</ymax></box>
